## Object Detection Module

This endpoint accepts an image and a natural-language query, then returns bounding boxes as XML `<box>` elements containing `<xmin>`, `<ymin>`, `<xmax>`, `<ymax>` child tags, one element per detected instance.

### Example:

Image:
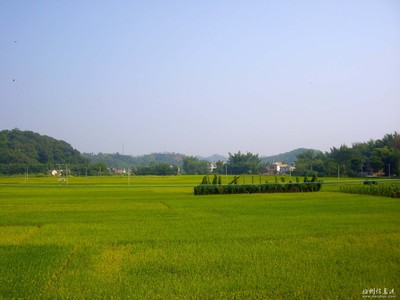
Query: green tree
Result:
<box><xmin>133</xmin><ymin>163</ymin><xmax>178</xmax><ymax>175</ymax></box>
<box><xmin>381</xmin><ymin>132</ymin><xmax>400</xmax><ymax>176</ymax></box>
<box><xmin>227</xmin><ymin>151</ymin><xmax>261</xmax><ymax>175</ymax></box>
<box><xmin>213</xmin><ymin>160</ymin><xmax>226</xmax><ymax>174</ymax></box>
<box><xmin>212</xmin><ymin>174</ymin><xmax>218</xmax><ymax>185</ymax></box>
<box><xmin>320</xmin><ymin>132</ymin><xmax>400</xmax><ymax>177</ymax></box>
<box><xmin>294</xmin><ymin>150</ymin><xmax>325</xmax><ymax>175</ymax></box>
<box><xmin>182</xmin><ymin>156</ymin><xmax>209</xmax><ymax>174</ymax></box>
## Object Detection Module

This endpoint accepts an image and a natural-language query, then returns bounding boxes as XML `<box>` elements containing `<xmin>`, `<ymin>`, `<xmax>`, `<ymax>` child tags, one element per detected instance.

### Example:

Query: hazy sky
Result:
<box><xmin>1</xmin><ymin>1</ymin><xmax>399</xmax><ymax>156</ymax></box>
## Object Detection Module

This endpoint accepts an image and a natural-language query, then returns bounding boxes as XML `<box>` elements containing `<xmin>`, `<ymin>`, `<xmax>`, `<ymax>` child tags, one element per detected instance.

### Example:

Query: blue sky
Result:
<box><xmin>1</xmin><ymin>1</ymin><xmax>399</xmax><ymax>156</ymax></box>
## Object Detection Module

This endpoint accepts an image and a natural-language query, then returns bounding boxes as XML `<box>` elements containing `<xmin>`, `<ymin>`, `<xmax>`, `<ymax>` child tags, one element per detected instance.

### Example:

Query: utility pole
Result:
<box><xmin>66</xmin><ymin>164</ymin><xmax>69</xmax><ymax>186</ymax></box>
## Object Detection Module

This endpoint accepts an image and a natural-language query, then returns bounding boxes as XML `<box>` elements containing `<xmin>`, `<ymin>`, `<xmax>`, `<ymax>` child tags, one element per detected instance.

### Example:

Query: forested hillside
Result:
<box><xmin>83</xmin><ymin>152</ymin><xmax>186</xmax><ymax>168</ymax></box>
<box><xmin>0</xmin><ymin>129</ymin><xmax>89</xmax><ymax>174</ymax></box>
<box><xmin>82</xmin><ymin>152</ymin><xmax>208</xmax><ymax>175</ymax></box>
<box><xmin>261</xmin><ymin>148</ymin><xmax>320</xmax><ymax>164</ymax></box>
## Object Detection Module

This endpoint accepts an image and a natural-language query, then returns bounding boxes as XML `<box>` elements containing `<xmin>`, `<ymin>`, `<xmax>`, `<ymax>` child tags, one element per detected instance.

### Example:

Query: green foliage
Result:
<box><xmin>294</xmin><ymin>150</ymin><xmax>325</xmax><ymax>176</ymax></box>
<box><xmin>133</xmin><ymin>163</ymin><xmax>179</xmax><ymax>175</ymax></box>
<box><xmin>295</xmin><ymin>132</ymin><xmax>400</xmax><ymax>177</ymax></box>
<box><xmin>213</xmin><ymin>160</ymin><xmax>226</xmax><ymax>174</ymax></box>
<box><xmin>75</xmin><ymin>162</ymin><xmax>110</xmax><ymax>176</ymax></box>
<box><xmin>84</xmin><ymin>152</ymin><xmax>211</xmax><ymax>175</ymax></box>
<box><xmin>182</xmin><ymin>156</ymin><xmax>209</xmax><ymax>175</ymax></box>
<box><xmin>0</xmin><ymin>130</ymin><xmax>118</xmax><ymax>177</ymax></box>
<box><xmin>0</xmin><ymin>129</ymin><xmax>89</xmax><ymax>175</ymax></box>
<box><xmin>261</xmin><ymin>148</ymin><xmax>321</xmax><ymax>164</ymax></box>
<box><xmin>311</xmin><ymin>173</ymin><xmax>318</xmax><ymax>182</ymax></box>
<box><xmin>227</xmin><ymin>151</ymin><xmax>261</xmax><ymax>174</ymax></box>
<box><xmin>201</xmin><ymin>175</ymin><xmax>209</xmax><ymax>185</ymax></box>
<box><xmin>83</xmin><ymin>152</ymin><xmax>139</xmax><ymax>168</ymax></box>
<box><xmin>340</xmin><ymin>183</ymin><xmax>400</xmax><ymax>198</ymax></box>
<box><xmin>364</xmin><ymin>180</ymin><xmax>377</xmax><ymax>185</ymax></box>
<box><xmin>229</xmin><ymin>175</ymin><xmax>240</xmax><ymax>184</ymax></box>
<box><xmin>85</xmin><ymin>153</ymin><xmax>211</xmax><ymax>175</ymax></box>
<box><xmin>194</xmin><ymin>181</ymin><xmax>322</xmax><ymax>195</ymax></box>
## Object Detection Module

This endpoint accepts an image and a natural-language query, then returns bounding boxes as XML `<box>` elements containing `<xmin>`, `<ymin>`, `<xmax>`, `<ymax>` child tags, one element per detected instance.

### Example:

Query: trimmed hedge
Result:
<box><xmin>194</xmin><ymin>182</ymin><xmax>322</xmax><ymax>195</ymax></box>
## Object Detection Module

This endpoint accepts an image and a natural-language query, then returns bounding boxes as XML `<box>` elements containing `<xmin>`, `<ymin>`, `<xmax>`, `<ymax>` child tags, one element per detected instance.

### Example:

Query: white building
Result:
<box><xmin>267</xmin><ymin>162</ymin><xmax>295</xmax><ymax>175</ymax></box>
<box><xmin>208</xmin><ymin>163</ymin><xmax>217</xmax><ymax>173</ymax></box>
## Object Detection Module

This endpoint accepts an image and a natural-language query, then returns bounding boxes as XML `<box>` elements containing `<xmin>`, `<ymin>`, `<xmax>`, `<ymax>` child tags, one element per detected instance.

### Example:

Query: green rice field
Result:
<box><xmin>0</xmin><ymin>176</ymin><xmax>399</xmax><ymax>299</ymax></box>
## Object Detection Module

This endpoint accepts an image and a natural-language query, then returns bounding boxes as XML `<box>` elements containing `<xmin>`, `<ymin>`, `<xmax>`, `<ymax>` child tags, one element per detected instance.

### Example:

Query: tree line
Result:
<box><xmin>294</xmin><ymin>132</ymin><xmax>399</xmax><ymax>177</ymax></box>
<box><xmin>1</xmin><ymin>129</ymin><xmax>398</xmax><ymax>177</ymax></box>
<box><xmin>190</xmin><ymin>133</ymin><xmax>399</xmax><ymax>177</ymax></box>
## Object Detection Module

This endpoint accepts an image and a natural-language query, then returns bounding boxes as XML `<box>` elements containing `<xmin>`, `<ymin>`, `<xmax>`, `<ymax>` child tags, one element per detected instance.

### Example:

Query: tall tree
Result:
<box><xmin>182</xmin><ymin>156</ymin><xmax>209</xmax><ymax>174</ymax></box>
<box><xmin>227</xmin><ymin>151</ymin><xmax>261</xmax><ymax>174</ymax></box>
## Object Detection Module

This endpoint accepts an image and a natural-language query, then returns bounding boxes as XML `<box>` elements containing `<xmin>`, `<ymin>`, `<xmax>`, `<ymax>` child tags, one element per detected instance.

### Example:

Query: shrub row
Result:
<box><xmin>194</xmin><ymin>182</ymin><xmax>322</xmax><ymax>195</ymax></box>
<box><xmin>340</xmin><ymin>184</ymin><xmax>400</xmax><ymax>198</ymax></box>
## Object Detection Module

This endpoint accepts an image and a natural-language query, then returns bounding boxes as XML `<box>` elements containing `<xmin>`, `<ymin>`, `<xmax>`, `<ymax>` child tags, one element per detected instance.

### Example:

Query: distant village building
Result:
<box><xmin>266</xmin><ymin>162</ymin><xmax>295</xmax><ymax>175</ymax></box>
<box><xmin>208</xmin><ymin>163</ymin><xmax>217</xmax><ymax>173</ymax></box>
<box><xmin>110</xmin><ymin>168</ymin><xmax>127</xmax><ymax>175</ymax></box>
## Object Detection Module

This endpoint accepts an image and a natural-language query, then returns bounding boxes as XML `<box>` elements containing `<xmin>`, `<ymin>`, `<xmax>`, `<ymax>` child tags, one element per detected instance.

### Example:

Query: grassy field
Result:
<box><xmin>0</xmin><ymin>176</ymin><xmax>399</xmax><ymax>299</ymax></box>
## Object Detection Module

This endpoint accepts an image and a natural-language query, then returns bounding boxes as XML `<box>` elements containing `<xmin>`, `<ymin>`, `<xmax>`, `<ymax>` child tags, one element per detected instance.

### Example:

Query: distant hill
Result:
<box><xmin>84</xmin><ymin>150</ymin><xmax>322</xmax><ymax>168</ymax></box>
<box><xmin>0</xmin><ymin>128</ymin><xmax>320</xmax><ymax>172</ymax></box>
<box><xmin>83</xmin><ymin>152</ymin><xmax>140</xmax><ymax>168</ymax></box>
<box><xmin>83</xmin><ymin>152</ymin><xmax>226</xmax><ymax>168</ymax></box>
<box><xmin>83</xmin><ymin>152</ymin><xmax>188</xmax><ymax>168</ymax></box>
<box><xmin>197</xmin><ymin>151</ymin><xmax>324</xmax><ymax>164</ymax></box>
<box><xmin>0</xmin><ymin>129</ymin><xmax>88</xmax><ymax>174</ymax></box>
<box><xmin>196</xmin><ymin>154</ymin><xmax>227</xmax><ymax>162</ymax></box>
<box><xmin>260</xmin><ymin>148</ymin><xmax>322</xmax><ymax>164</ymax></box>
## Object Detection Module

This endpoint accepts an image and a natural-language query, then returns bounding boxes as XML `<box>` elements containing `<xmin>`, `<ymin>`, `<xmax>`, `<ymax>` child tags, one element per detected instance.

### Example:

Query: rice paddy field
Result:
<box><xmin>0</xmin><ymin>175</ymin><xmax>399</xmax><ymax>299</ymax></box>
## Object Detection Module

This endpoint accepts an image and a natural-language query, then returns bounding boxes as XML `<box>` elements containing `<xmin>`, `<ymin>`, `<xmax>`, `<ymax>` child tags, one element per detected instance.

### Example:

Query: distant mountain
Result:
<box><xmin>131</xmin><ymin>152</ymin><xmax>186</xmax><ymax>167</ymax></box>
<box><xmin>196</xmin><ymin>154</ymin><xmax>227</xmax><ymax>162</ymax></box>
<box><xmin>82</xmin><ymin>152</ymin><xmax>138</xmax><ymax>168</ymax></box>
<box><xmin>84</xmin><ymin>149</ymin><xmax>321</xmax><ymax>168</ymax></box>
<box><xmin>260</xmin><ymin>148</ymin><xmax>322</xmax><ymax>164</ymax></box>
<box><xmin>83</xmin><ymin>152</ymin><xmax>227</xmax><ymax>168</ymax></box>
<box><xmin>83</xmin><ymin>152</ymin><xmax>187</xmax><ymax>168</ymax></box>
<box><xmin>197</xmin><ymin>150</ymin><xmax>324</xmax><ymax>164</ymax></box>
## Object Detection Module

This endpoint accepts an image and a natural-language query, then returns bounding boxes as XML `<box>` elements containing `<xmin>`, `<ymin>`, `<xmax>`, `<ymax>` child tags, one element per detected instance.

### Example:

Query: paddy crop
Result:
<box><xmin>340</xmin><ymin>183</ymin><xmax>400</xmax><ymax>198</ymax></box>
<box><xmin>0</xmin><ymin>177</ymin><xmax>399</xmax><ymax>299</ymax></box>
